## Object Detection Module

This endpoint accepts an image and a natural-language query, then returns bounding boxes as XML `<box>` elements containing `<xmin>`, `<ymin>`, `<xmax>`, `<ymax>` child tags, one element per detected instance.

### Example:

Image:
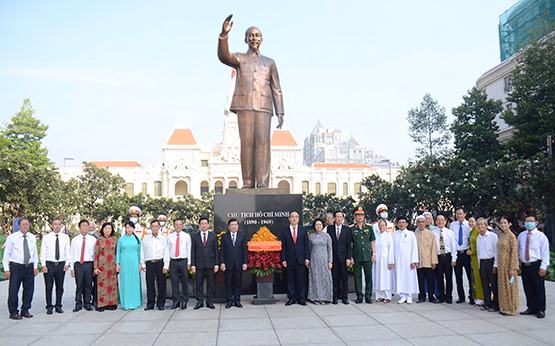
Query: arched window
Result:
<box><xmin>200</xmin><ymin>181</ymin><xmax>209</xmax><ymax>195</ymax></box>
<box><xmin>301</xmin><ymin>181</ymin><xmax>309</xmax><ymax>194</ymax></box>
<box><xmin>125</xmin><ymin>183</ymin><xmax>134</xmax><ymax>196</ymax></box>
<box><xmin>141</xmin><ymin>182</ymin><xmax>148</xmax><ymax>195</ymax></box>
<box><xmin>342</xmin><ymin>182</ymin><xmax>349</xmax><ymax>196</ymax></box>
<box><xmin>315</xmin><ymin>182</ymin><xmax>321</xmax><ymax>195</ymax></box>
<box><xmin>277</xmin><ymin>180</ymin><xmax>290</xmax><ymax>193</ymax></box>
<box><xmin>215</xmin><ymin>180</ymin><xmax>224</xmax><ymax>194</ymax></box>
<box><xmin>228</xmin><ymin>181</ymin><xmax>238</xmax><ymax>189</ymax></box>
<box><xmin>327</xmin><ymin>182</ymin><xmax>337</xmax><ymax>195</ymax></box>
<box><xmin>175</xmin><ymin>180</ymin><xmax>188</xmax><ymax>197</ymax></box>
<box><xmin>354</xmin><ymin>182</ymin><xmax>362</xmax><ymax>194</ymax></box>
<box><xmin>154</xmin><ymin>181</ymin><xmax>162</xmax><ymax>197</ymax></box>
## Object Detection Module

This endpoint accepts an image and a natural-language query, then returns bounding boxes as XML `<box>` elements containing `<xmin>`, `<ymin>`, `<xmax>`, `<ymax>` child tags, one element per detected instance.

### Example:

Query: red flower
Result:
<box><xmin>98</xmin><ymin>281</ymin><xmax>105</xmax><ymax>288</ymax></box>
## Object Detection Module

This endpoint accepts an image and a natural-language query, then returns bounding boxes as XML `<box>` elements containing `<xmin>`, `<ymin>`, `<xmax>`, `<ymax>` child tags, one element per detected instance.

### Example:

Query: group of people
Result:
<box><xmin>2</xmin><ymin>204</ymin><xmax>550</xmax><ymax>321</ymax></box>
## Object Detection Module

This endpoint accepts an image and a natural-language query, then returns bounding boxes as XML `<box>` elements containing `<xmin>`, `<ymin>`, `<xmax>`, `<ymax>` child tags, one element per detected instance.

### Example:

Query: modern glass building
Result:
<box><xmin>499</xmin><ymin>0</ymin><xmax>555</xmax><ymax>61</ymax></box>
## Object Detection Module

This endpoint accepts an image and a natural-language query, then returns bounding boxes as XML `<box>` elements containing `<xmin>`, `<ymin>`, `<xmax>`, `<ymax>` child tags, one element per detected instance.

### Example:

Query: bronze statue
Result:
<box><xmin>218</xmin><ymin>14</ymin><xmax>284</xmax><ymax>189</ymax></box>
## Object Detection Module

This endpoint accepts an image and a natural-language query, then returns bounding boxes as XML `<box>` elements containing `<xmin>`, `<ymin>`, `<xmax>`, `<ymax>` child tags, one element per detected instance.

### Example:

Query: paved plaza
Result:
<box><xmin>1</xmin><ymin>277</ymin><xmax>554</xmax><ymax>346</ymax></box>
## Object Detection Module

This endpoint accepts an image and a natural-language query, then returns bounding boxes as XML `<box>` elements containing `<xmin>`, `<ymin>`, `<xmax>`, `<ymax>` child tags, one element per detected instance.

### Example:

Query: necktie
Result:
<box><xmin>175</xmin><ymin>232</ymin><xmax>180</xmax><ymax>257</ymax></box>
<box><xmin>23</xmin><ymin>234</ymin><xmax>30</xmax><ymax>265</ymax></box>
<box><xmin>439</xmin><ymin>231</ymin><xmax>445</xmax><ymax>255</ymax></box>
<box><xmin>293</xmin><ymin>226</ymin><xmax>297</xmax><ymax>244</ymax></box>
<box><xmin>80</xmin><ymin>236</ymin><xmax>86</xmax><ymax>264</ymax></box>
<box><xmin>336</xmin><ymin>226</ymin><xmax>340</xmax><ymax>240</ymax></box>
<box><xmin>458</xmin><ymin>222</ymin><xmax>463</xmax><ymax>246</ymax></box>
<box><xmin>203</xmin><ymin>232</ymin><xmax>207</xmax><ymax>246</ymax></box>
<box><xmin>55</xmin><ymin>234</ymin><xmax>60</xmax><ymax>261</ymax></box>
<box><xmin>525</xmin><ymin>230</ymin><xmax>531</xmax><ymax>262</ymax></box>
<box><xmin>232</xmin><ymin>233</ymin><xmax>236</xmax><ymax>247</ymax></box>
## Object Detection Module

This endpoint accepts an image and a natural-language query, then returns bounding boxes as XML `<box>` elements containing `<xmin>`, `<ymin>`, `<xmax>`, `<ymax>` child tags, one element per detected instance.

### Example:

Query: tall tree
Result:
<box><xmin>451</xmin><ymin>87</ymin><xmax>505</xmax><ymax>162</ymax></box>
<box><xmin>504</xmin><ymin>35</ymin><xmax>555</xmax><ymax>158</ymax></box>
<box><xmin>407</xmin><ymin>94</ymin><xmax>451</xmax><ymax>158</ymax></box>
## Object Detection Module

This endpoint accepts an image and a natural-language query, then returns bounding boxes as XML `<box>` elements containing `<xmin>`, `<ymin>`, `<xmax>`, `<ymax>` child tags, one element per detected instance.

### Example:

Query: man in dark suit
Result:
<box><xmin>281</xmin><ymin>211</ymin><xmax>310</xmax><ymax>306</ymax></box>
<box><xmin>191</xmin><ymin>217</ymin><xmax>219</xmax><ymax>310</ymax></box>
<box><xmin>328</xmin><ymin>211</ymin><xmax>352</xmax><ymax>305</ymax></box>
<box><xmin>220</xmin><ymin>218</ymin><xmax>248</xmax><ymax>309</ymax></box>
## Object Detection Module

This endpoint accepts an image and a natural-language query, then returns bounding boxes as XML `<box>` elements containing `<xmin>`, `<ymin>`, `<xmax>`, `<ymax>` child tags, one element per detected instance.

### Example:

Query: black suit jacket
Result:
<box><xmin>281</xmin><ymin>225</ymin><xmax>310</xmax><ymax>265</ymax></box>
<box><xmin>328</xmin><ymin>224</ymin><xmax>353</xmax><ymax>263</ymax></box>
<box><xmin>191</xmin><ymin>231</ymin><xmax>219</xmax><ymax>269</ymax></box>
<box><xmin>220</xmin><ymin>231</ymin><xmax>248</xmax><ymax>269</ymax></box>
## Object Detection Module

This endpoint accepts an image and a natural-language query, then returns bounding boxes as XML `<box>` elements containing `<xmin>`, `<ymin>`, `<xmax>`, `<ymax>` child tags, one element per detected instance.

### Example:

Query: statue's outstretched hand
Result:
<box><xmin>276</xmin><ymin>114</ymin><xmax>284</xmax><ymax>129</ymax></box>
<box><xmin>222</xmin><ymin>14</ymin><xmax>233</xmax><ymax>36</ymax></box>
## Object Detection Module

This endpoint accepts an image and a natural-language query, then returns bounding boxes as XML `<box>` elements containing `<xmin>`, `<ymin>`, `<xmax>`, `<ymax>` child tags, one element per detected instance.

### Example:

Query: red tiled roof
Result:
<box><xmin>167</xmin><ymin>129</ymin><xmax>197</xmax><ymax>145</ymax></box>
<box><xmin>90</xmin><ymin>161</ymin><xmax>141</xmax><ymax>168</ymax></box>
<box><xmin>271</xmin><ymin>130</ymin><xmax>297</xmax><ymax>146</ymax></box>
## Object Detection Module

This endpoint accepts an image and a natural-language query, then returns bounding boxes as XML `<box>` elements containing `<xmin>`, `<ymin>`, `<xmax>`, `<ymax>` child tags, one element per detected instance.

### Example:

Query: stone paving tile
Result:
<box><xmin>320</xmin><ymin>313</ymin><xmax>378</xmax><ymax>327</ymax></box>
<box><xmin>154</xmin><ymin>331</ymin><xmax>217</xmax><ymax>346</ymax></box>
<box><xmin>271</xmin><ymin>315</ymin><xmax>327</xmax><ymax>329</ymax></box>
<box><xmin>519</xmin><ymin>327</ymin><xmax>555</xmax><ymax>345</ymax></box>
<box><xmin>217</xmin><ymin>329</ymin><xmax>280</xmax><ymax>346</ymax></box>
<box><xmin>51</xmin><ymin>321</ymin><xmax>113</xmax><ymax>335</ymax></box>
<box><xmin>93</xmin><ymin>332</ymin><xmax>159</xmax><ymax>346</ymax></box>
<box><xmin>464</xmin><ymin>331</ymin><xmax>549</xmax><ymax>346</ymax></box>
<box><xmin>393</xmin><ymin>321</ymin><xmax>456</xmax><ymax>338</ymax></box>
<box><xmin>105</xmin><ymin>320</ymin><xmax>168</xmax><ymax>334</ymax></box>
<box><xmin>0</xmin><ymin>335</ymin><xmax>41</xmax><ymax>346</ymax></box>
<box><xmin>275</xmin><ymin>327</ymin><xmax>343</xmax><ymax>345</ymax></box>
<box><xmin>171</xmin><ymin>308</ymin><xmax>221</xmax><ymax>320</ymax></box>
<box><xmin>369</xmin><ymin>311</ymin><xmax>428</xmax><ymax>324</ymax></box>
<box><xmin>415</xmin><ymin>308</ymin><xmax>475</xmax><ymax>322</ymax></box>
<box><xmin>218</xmin><ymin>317</ymin><xmax>273</xmax><ymax>331</ymax></box>
<box><xmin>163</xmin><ymin>319</ymin><xmax>219</xmax><ymax>333</ymax></box>
<box><xmin>2</xmin><ymin>321</ymin><xmax>61</xmax><ymax>336</ymax></box>
<box><xmin>332</xmin><ymin>325</ymin><xmax>399</xmax><ymax>342</ymax></box>
<box><xmin>30</xmin><ymin>334</ymin><xmax>100</xmax><ymax>346</ymax></box>
<box><xmin>438</xmin><ymin>318</ymin><xmax>510</xmax><ymax>334</ymax></box>
<box><xmin>407</xmin><ymin>335</ymin><xmax>480</xmax><ymax>346</ymax></box>
<box><xmin>347</xmin><ymin>339</ymin><xmax>412</xmax><ymax>346</ymax></box>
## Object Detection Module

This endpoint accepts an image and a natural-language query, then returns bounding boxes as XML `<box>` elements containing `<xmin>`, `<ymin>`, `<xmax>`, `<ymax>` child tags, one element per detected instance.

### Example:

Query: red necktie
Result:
<box><xmin>203</xmin><ymin>232</ymin><xmax>207</xmax><ymax>246</ymax></box>
<box><xmin>175</xmin><ymin>232</ymin><xmax>180</xmax><ymax>257</ymax></box>
<box><xmin>80</xmin><ymin>236</ymin><xmax>86</xmax><ymax>264</ymax></box>
<box><xmin>293</xmin><ymin>226</ymin><xmax>297</xmax><ymax>244</ymax></box>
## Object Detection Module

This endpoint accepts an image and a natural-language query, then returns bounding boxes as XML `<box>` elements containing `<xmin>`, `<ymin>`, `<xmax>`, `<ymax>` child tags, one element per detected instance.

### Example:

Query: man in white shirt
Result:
<box><xmin>450</xmin><ymin>207</ymin><xmax>474</xmax><ymax>304</ymax></box>
<box><xmin>40</xmin><ymin>219</ymin><xmax>71</xmax><ymax>314</ymax></box>
<box><xmin>70</xmin><ymin>220</ymin><xmax>97</xmax><ymax>312</ymax></box>
<box><xmin>3</xmin><ymin>218</ymin><xmax>39</xmax><ymax>320</ymax></box>
<box><xmin>476</xmin><ymin>218</ymin><xmax>499</xmax><ymax>312</ymax></box>
<box><xmin>141</xmin><ymin>220</ymin><xmax>169</xmax><ymax>311</ymax></box>
<box><xmin>433</xmin><ymin>215</ymin><xmax>457</xmax><ymax>304</ymax></box>
<box><xmin>167</xmin><ymin>218</ymin><xmax>192</xmax><ymax>310</ymax></box>
<box><xmin>518</xmin><ymin>214</ymin><xmax>550</xmax><ymax>319</ymax></box>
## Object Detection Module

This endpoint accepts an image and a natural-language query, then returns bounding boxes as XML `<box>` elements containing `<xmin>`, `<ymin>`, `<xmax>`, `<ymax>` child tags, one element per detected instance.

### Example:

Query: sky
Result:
<box><xmin>0</xmin><ymin>0</ymin><xmax>518</xmax><ymax>167</ymax></box>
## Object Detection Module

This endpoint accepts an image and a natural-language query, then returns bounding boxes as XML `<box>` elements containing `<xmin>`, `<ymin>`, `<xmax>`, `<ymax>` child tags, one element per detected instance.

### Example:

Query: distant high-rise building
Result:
<box><xmin>303</xmin><ymin>121</ymin><xmax>386</xmax><ymax>166</ymax></box>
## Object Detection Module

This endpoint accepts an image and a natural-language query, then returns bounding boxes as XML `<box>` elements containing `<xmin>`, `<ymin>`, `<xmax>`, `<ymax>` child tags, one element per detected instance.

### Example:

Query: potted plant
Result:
<box><xmin>247</xmin><ymin>226</ymin><xmax>282</xmax><ymax>304</ymax></box>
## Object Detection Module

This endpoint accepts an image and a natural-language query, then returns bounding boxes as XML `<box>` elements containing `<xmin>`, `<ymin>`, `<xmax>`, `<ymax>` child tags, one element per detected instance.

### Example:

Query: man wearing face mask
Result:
<box><xmin>128</xmin><ymin>206</ymin><xmax>144</xmax><ymax>239</ymax></box>
<box><xmin>157</xmin><ymin>215</ymin><xmax>169</xmax><ymax>236</ymax></box>
<box><xmin>518</xmin><ymin>214</ymin><xmax>550</xmax><ymax>319</ymax></box>
<box><xmin>372</xmin><ymin>204</ymin><xmax>395</xmax><ymax>234</ymax></box>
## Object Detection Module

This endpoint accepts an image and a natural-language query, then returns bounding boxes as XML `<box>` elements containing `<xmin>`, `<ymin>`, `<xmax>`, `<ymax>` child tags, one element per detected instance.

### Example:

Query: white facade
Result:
<box><xmin>61</xmin><ymin>115</ymin><xmax>399</xmax><ymax>200</ymax></box>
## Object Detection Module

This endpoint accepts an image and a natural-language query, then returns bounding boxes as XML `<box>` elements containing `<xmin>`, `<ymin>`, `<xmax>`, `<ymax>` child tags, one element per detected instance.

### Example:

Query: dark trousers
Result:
<box><xmin>332</xmin><ymin>261</ymin><xmax>349</xmax><ymax>300</ymax></box>
<box><xmin>521</xmin><ymin>260</ymin><xmax>546</xmax><ymax>313</ymax></box>
<box><xmin>44</xmin><ymin>261</ymin><xmax>66</xmax><ymax>309</ymax></box>
<box><xmin>196</xmin><ymin>268</ymin><xmax>215</xmax><ymax>304</ymax></box>
<box><xmin>7</xmin><ymin>262</ymin><xmax>35</xmax><ymax>314</ymax></box>
<box><xmin>224</xmin><ymin>268</ymin><xmax>243</xmax><ymax>303</ymax></box>
<box><xmin>354</xmin><ymin>261</ymin><xmax>372</xmax><ymax>299</ymax></box>
<box><xmin>237</xmin><ymin>111</ymin><xmax>271</xmax><ymax>188</ymax></box>
<box><xmin>479</xmin><ymin>258</ymin><xmax>498</xmax><ymax>309</ymax></box>
<box><xmin>74</xmin><ymin>261</ymin><xmax>93</xmax><ymax>308</ymax></box>
<box><xmin>436</xmin><ymin>254</ymin><xmax>453</xmax><ymax>301</ymax></box>
<box><xmin>146</xmin><ymin>260</ymin><xmax>166</xmax><ymax>308</ymax></box>
<box><xmin>417</xmin><ymin>267</ymin><xmax>435</xmax><ymax>301</ymax></box>
<box><xmin>454</xmin><ymin>251</ymin><xmax>473</xmax><ymax>301</ymax></box>
<box><xmin>169</xmin><ymin>259</ymin><xmax>189</xmax><ymax>303</ymax></box>
<box><xmin>286</xmin><ymin>263</ymin><xmax>307</xmax><ymax>302</ymax></box>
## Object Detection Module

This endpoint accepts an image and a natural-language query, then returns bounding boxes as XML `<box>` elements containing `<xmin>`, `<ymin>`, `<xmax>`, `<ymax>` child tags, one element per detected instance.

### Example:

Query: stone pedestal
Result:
<box><xmin>253</xmin><ymin>274</ymin><xmax>275</xmax><ymax>305</ymax></box>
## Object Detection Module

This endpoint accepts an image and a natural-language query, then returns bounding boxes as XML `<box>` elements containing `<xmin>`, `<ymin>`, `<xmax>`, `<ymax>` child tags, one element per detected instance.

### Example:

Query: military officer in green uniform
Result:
<box><xmin>351</xmin><ymin>207</ymin><xmax>376</xmax><ymax>303</ymax></box>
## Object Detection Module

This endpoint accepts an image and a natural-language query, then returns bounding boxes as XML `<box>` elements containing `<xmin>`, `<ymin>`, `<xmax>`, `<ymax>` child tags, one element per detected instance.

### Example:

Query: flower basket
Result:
<box><xmin>248</xmin><ymin>226</ymin><xmax>282</xmax><ymax>304</ymax></box>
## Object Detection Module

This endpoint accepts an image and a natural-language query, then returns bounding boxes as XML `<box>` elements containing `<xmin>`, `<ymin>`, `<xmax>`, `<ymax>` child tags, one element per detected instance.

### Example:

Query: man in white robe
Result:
<box><xmin>373</xmin><ymin>220</ymin><xmax>395</xmax><ymax>302</ymax></box>
<box><xmin>392</xmin><ymin>217</ymin><xmax>419</xmax><ymax>304</ymax></box>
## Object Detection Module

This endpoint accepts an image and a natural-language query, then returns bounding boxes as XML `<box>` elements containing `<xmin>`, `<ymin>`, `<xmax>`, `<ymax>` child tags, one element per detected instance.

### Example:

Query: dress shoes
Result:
<box><xmin>171</xmin><ymin>301</ymin><xmax>180</xmax><ymax>309</ymax></box>
<box><xmin>342</xmin><ymin>298</ymin><xmax>349</xmax><ymax>305</ymax></box>
<box><xmin>469</xmin><ymin>298</ymin><xmax>475</xmax><ymax>305</ymax></box>
<box><xmin>73</xmin><ymin>306</ymin><xmax>82</xmax><ymax>312</ymax></box>
<box><xmin>416</xmin><ymin>299</ymin><xmax>425</xmax><ymax>304</ymax></box>
<box><xmin>20</xmin><ymin>311</ymin><xmax>33</xmax><ymax>318</ymax></box>
<box><xmin>194</xmin><ymin>302</ymin><xmax>204</xmax><ymax>310</ymax></box>
<box><xmin>225</xmin><ymin>302</ymin><xmax>233</xmax><ymax>309</ymax></box>
<box><xmin>298</xmin><ymin>301</ymin><xmax>307</xmax><ymax>306</ymax></box>
<box><xmin>180</xmin><ymin>302</ymin><xmax>188</xmax><ymax>310</ymax></box>
<box><xmin>537</xmin><ymin>311</ymin><xmax>545</xmax><ymax>319</ymax></box>
<box><xmin>332</xmin><ymin>299</ymin><xmax>338</xmax><ymax>305</ymax></box>
<box><xmin>46</xmin><ymin>307</ymin><xmax>53</xmax><ymax>315</ymax></box>
<box><xmin>285</xmin><ymin>299</ymin><xmax>295</xmax><ymax>306</ymax></box>
<box><xmin>365</xmin><ymin>297</ymin><xmax>372</xmax><ymax>304</ymax></box>
<box><xmin>520</xmin><ymin>309</ymin><xmax>535</xmax><ymax>315</ymax></box>
<box><xmin>55</xmin><ymin>307</ymin><xmax>64</xmax><ymax>314</ymax></box>
<box><xmin>84</xmin><ymin>305</ymin><xmax>93</xmax><ymax>311</ymax></box>
<box><xmin>355</xmin><ymin>297</ymin><xmax>363</xmax><ymax>304</ymax></box>
<box><xmin>207</xmin><ymin>303</ymin><xmax>216</xmax><ymax>309</ymax></box>
<box><xmin>456</xmin><ymin>299</ymin><xmax>465</xmax><ymax>304</ymax></box>
<box><xmin>144</xmin><ymin>306</ymin><xmax>154</xmax><ymax>311</ymax></box>
<box><xmin>9</xmin><ymin>313</ymin><xmax>22</xmax><ymax>320</ymax></box>
<box><xmin>234</xmin><ymin>301</ymin><xmax>243</xmax><ymax>308</ymax></box>
<box><xmin>157</xmin><ymin>306</ymin><xmax>165</xmax><ymax>311</ymax></box>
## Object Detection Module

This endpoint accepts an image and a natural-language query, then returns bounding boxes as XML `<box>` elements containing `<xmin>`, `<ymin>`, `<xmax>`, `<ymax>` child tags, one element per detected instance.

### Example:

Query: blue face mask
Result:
<box><xmin>524</xmin><ymin>221</ymin><xmax>536</xmax><ymax>230</ymax></box>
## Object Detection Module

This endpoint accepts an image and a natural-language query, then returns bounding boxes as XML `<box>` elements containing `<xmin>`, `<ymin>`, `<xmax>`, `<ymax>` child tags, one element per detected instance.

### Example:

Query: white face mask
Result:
<box><xmin>159</xmin><ymin>221</ymin><xmax>166</xmax><ymax>227</ymax></box>
<box><xmin>130</xmin><ymin>217</ymin><xmax>139</xmax><ymax>224</ymax></box>
<box><xmin>380</xmin><ymin>212</ymin><xmax>388</xmax><ymax>220</ymax></box>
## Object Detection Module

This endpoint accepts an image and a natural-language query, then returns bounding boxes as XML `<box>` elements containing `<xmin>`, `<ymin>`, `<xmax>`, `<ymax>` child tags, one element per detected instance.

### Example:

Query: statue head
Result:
<box><xmin>244</xmin><ymin>26</ymin><xmax>262</xmax><ymax>52</ymax></box>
